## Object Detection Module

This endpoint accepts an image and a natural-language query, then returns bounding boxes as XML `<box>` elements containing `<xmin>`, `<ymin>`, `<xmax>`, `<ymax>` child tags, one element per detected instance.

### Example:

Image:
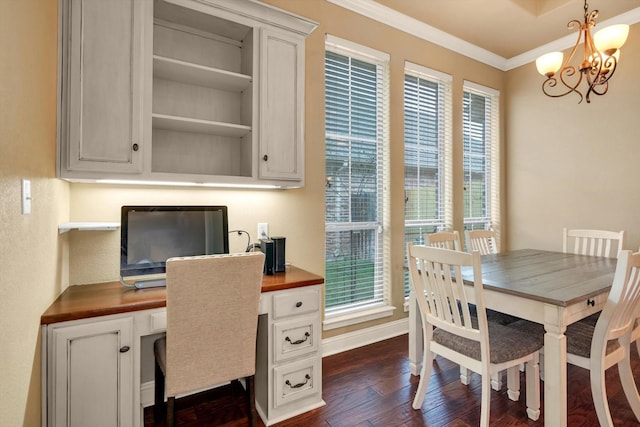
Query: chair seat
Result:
<box><xmin>433</xmin><ymin>319</ymin><xmax>543</xmax><ymax>364</ymax></box>
<box><xmin>566</xmin><ymin>321</ymin><xmax>620</xmax><ymax>359</ymax></box>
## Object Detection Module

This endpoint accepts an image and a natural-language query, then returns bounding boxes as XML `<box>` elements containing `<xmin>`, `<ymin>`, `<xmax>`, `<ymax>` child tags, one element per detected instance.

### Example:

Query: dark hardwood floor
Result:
<box><xmin>145</xmin><ymin>334</ymin><xmax>640</xmax><ymax>426</ymax></box>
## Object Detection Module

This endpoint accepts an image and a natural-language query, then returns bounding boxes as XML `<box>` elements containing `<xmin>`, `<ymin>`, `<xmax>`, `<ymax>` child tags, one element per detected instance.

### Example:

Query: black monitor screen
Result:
<box><xmin>120</xmin><ymin>206</ymin><xmax>229</xmax><ymax>278</ymax></box>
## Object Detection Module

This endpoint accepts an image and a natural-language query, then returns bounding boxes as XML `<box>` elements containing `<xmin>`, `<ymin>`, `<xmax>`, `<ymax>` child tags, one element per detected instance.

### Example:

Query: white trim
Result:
<box><xmin>322</xmin><ymin>318</ymin><xmax>408</xmax><ymax>357</ymax></box>
<box><xmin>328</xmin><ymin>0</ymin><xmax>640</xmax><ymax>71</ymax></box>
<box><xmin>328</xmin><ymin>0</ymin><xmax>506</xmax><ymax>70</ymax></box>
<box><xmin>325</xmin><ymin>33</ymin><xmax>390</xmax><ymax>61</ymax></box>
<box><xmin>405</xmin><ymin>61</ymin><xmax>452</xmax><ymax>83</ymax></box>
<box><xmin>322</xmin><ymin>305</ymin><xmax>396</xmax><ymax>330</ymax></box>
<box><xmin>463</xmin><ymin>80</ymin><xmax>500</xmax><ymax>97</ymax></box>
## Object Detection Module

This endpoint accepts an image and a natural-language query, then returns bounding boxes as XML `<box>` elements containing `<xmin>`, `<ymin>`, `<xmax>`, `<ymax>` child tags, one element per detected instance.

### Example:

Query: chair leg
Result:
<box><xmin>590</xmin><ymin>358</ymin><xmax>614</xmax><ymax>427</ymax></box>
<box><xmin>460</xmin><ymin>366</ymin><xmax>470</xmax><ymax>385</ymax></box>
<box><xmin>506</xmin><ymin>366</ymin><xmax>520</xmax><ymax>401</ymax></box>
<box><xmin>247</xmin><ymin>375</ymin><xmax>258</xmax><ymax>427</ymax></box>
<box><xmin>413</xmin><ymin>328</ymin><xmax>434</xmax><ymax>409</ymax></box>
<box><xmin>479</xmin><ymin>364</ymin><xmax>491</xmax><ymax>427</ymax></box>
<box><xmin>167</xmin><ymin>396</ymin><xmax>175</xmax><ymax>427</ymax></box>
<box><xmin>154</xmin><ymin>361</ymin><xmax>165</xmax><ymax>424</ymax></box>
<box><xmin>525</xmin><ymin>354</ymin><xmax>540</xmax><ymax>421</ymax></box>
<box><xmin>491</xmin><ymin>371</ymin><xmax>503</xmax><ymax>391</ymax></box>
<box><xmin>618</xmin><ymin>352</ymin><xmax>640</xmax><ymax>421</ymax></box>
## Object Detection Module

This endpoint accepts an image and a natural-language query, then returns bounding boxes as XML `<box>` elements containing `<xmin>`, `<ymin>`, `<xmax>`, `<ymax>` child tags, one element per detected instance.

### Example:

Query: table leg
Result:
<box><xmin>408</xmin><ymin>291</ymin><xmax>423</xmax><ymax>376</ymax></box>
<box><xmin>544</xmin><ymin>311</ymin><xmax>568</xmax><ymax>427</ymax></box>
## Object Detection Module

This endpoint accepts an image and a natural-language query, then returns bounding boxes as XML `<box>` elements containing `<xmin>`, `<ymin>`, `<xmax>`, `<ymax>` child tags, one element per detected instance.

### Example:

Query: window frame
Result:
<box><xmin>323</xmin><ymin>35</ymin><xmax>393</xmax><ymax>329</ymax></box>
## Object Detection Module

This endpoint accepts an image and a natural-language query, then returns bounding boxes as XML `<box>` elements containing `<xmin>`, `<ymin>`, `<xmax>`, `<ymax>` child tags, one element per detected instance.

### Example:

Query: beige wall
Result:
<box><xmin>0</xmin><ymin>0</ymin><xmax>68</xmax><ymax>425</ymax></box>
<box><xmin>505</xmin><ymin>24</ymin><xmax>640</xmax><ymax>252</ymax></box>
<box><xmin>12</xmin><ymin>1</ymin><xmax>638</xmax><ymax>426</ymax></box>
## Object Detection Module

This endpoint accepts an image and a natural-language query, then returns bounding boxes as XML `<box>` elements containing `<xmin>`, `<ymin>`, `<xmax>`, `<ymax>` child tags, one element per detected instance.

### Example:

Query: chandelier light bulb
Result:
<box><xmin>593</xmin><ymin>24</ymin><xmax>629</xmax><ymax>54</ymax></box>
<box><xmin>536</xmin><ymin>52</ymin><xmax>564</xmax><ymax>77</ymax></box>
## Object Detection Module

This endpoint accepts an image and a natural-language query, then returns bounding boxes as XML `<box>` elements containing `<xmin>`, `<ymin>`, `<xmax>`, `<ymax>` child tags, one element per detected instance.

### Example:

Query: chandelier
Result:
<box><xmin>535</xmin><ymin>0</ymin><xmax>629</xmax><ymax>103</ymax></box>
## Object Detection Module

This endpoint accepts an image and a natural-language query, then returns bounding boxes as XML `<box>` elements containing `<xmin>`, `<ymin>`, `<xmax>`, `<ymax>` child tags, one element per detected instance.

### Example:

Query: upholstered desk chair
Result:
<box><xmin>564</xmin><ymin>250</ymin><xmax>640</xmax><ymax>426</ymax></box>
<box><xmin>407</xmin><ymin>244</ymin><xmax>542</xmax><ymax>425</ymax></box>
<box><xmin>154</xmin><ymin>252</ymin><xmax>265</xmax><ymax>427</ymax></box>
<box><xmin>424</xmin><ymin>230</ymin><xmax>462</xmax><ymax>251</ymax></box>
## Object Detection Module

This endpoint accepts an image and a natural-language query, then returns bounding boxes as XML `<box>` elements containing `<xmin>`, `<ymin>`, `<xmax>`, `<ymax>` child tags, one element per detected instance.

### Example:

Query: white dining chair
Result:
<box><xmin>465</xmin><ymin>229</ymin><xmax>498</xmax><ymax>255</ymax></box>
<box><xmin>424</xmin><ymin>230</ymin><xmax>462</xmax><ymax>251</ymax></box>
<box><xmin>407</xmin><ymin>244</ymin><xmax>542</xmax><ymax>425</ymax></box>
<box><xmin>562</xmin><ymin>228</ymin><xmax>626</xmax><ymax>258</ymax></box>
<box><xmin>564</xmin><ymin>250</ymin><xmax>640</xmax><ymax>426</ymax></box>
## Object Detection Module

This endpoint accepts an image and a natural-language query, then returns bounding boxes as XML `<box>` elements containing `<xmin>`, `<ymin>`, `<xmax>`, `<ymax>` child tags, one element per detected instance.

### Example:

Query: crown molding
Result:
<box><xmin>327</xmin><ymin>0</ymin><xmax>507</xmax><ymax>70</ymax></box>
<box><xmin>327</xmin><ymin>0</ymin><xmax>640</xmax><ymax>72</ymax></box>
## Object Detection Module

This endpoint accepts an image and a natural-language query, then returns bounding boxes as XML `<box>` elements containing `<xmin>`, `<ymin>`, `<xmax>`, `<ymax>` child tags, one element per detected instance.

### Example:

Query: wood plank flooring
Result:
<box><xmin>144</xmin><ymin>334</ymin><xmax>640</xmax><ymax>426</ymax></box>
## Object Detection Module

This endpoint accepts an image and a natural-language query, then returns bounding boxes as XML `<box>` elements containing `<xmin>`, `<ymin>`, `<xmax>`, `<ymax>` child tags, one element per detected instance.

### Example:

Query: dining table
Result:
<box><xmin>408</xmin><ymin>248</ymin><xmax>617</xmax><ymax>427</ymax></box>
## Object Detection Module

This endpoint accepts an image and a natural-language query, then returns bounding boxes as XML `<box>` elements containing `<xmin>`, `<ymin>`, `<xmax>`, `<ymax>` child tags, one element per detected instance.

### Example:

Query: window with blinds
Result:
<box><xmin>403</xmin><ymin>63</ymin><xmax>453</xmax><ymax>297</ymax></box>
<box><xmin>324</xmin><ymin>35</ymin><xmax>390</xmax><ymax>317</ymax></box>
<box><xmin>462</xmin><ymin>81</ymin><xmax>500</xmax><ymax>239</ymax></box>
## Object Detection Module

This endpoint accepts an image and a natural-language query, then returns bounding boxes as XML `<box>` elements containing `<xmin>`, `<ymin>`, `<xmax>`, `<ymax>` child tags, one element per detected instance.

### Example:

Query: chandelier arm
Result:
<box><xmin>542</xmin><ymin>72</ymin><xmax>583</xmax><ymax>104</ymax></box>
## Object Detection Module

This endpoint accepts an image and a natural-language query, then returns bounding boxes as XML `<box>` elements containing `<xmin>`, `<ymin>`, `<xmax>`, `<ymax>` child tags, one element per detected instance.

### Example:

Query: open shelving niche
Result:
<box><xmin>151</xmin><ymin>1</ymin><xmax>255</xmax><ymax>179</ymax></box>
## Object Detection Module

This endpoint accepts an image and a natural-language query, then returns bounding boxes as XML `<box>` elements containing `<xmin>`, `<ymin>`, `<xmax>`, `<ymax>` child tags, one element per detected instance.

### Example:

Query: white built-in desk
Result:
<box><xmin>41</xmin><ymin>267</ymin><xmax>325</xmax><ymax>427</ymax></box>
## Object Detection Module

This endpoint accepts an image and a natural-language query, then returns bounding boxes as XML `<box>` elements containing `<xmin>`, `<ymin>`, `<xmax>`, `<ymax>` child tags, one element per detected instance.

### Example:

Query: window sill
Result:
<box><xmin>323</xmin><ymin>304</ymin><xmax>396</xmax><ymax>331</ymax></box>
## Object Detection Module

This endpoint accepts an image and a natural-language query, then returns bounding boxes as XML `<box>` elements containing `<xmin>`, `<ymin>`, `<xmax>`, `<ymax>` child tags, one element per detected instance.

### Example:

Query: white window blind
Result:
<box><xmin>324</xmin><ymin>35</ymin><xmax>390</xmax><ymax>316</ymax></box>
<box><xmin>403</xmin><ymin>62</ymin><xmax>452</xmax><ymax>296</ymax></box>
<box><xmin>462</xmin><ymin>81</ymin><xmax>500</xmax><ymax>241</ymax></box>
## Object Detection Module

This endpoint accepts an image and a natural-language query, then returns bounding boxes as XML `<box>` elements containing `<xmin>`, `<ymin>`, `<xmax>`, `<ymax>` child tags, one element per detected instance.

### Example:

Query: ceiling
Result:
<box><xmin>331</xmin><ymin>0</ymin><xmax>640</xmax><ymax>69</ymax></box>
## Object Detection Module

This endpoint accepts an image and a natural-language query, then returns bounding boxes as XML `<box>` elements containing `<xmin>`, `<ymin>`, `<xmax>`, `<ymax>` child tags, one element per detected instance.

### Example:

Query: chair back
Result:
<box><xmin>562</xmin><ymin>228</ymin><xmax>625</xmax><ymax>258</ymax></box>
<box><xmin>164</xmin><ymin>252</ymin><xmax>265</xmax><ymax>397</ymax></box>
<box><xmin>465</xmin><ymin>229</ymin><xmax>498</xmax><ymax>255</ymax></box>
<box><xmin>592</xmin><ymin>250</ymin><xmax>640</xmax><ymax>357</ymax></box>
<box><xmin>407</xmin><ymin>243</ymin><xmax>488</xmax><ymax>351</ymax></box>
<box><xmin>425</xmin><ymin>230</ymin><xmax>462</xmax><ymax>251</ymax></box>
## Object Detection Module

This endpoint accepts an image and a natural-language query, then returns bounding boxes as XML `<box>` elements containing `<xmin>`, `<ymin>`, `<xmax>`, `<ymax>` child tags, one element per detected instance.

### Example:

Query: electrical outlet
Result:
<box><xmin>257</xmin><ymin>223</ymin><xmax>269</xmax><ymax>240</ymax></box>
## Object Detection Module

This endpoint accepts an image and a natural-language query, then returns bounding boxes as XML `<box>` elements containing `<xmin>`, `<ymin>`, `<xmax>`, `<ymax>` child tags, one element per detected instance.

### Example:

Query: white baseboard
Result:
<box><xmin>321</xmin><ymin>318</ymin><xmax>408</xmax><ymax>357</ymax></box>
<box><xmin>140</xmin><ymin>318</ymin><xmax>410</xmax><ymax>408</ymax></box>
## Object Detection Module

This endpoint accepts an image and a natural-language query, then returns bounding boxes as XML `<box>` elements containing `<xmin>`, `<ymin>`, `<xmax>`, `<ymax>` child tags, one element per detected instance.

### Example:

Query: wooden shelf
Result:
<box><xmin>153</xmin><ymin>55</ymin><xmax>251</xmax><ymax>91</ymax></box>
<box><xmin>152</xmin><ymin>113</ymin><xmax>251</xmax><ymax>138</ymax></box>
<box><xmin>58</xmin><ymin>222</ymin><xmax>120</xmax><ymax>234</ymax></box>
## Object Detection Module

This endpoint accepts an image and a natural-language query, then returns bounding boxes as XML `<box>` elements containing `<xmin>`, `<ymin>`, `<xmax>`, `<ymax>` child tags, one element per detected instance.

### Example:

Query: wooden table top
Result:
<box><xmin>41</xmin><ymin>266</ymin><xmax>324</xmax><ymax>325</ymax></box>
<box><xmin>460</xmin><ymin>249</ymin><xmax>617</xmax><ymax>306</ymax></box>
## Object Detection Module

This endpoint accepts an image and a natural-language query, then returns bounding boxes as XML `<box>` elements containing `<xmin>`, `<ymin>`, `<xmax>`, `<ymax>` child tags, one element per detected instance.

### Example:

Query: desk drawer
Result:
<box><xmin>273</xmin><ymin>288</ymin><xmax>320</xmax><ymax>319</ymax></box>
<box><xmin>274</xmin><ymin>315</ymin><xmax>319</xmax><ymax>362</ymax></box>
<box><xmin>274</xmin><ymin>356</ymin><xmax>321</xmax><ymax>408</ymax></box>
<box><xmin>148</xmin><ymin>312</ymin><xmax>166</xmax><ymax>333</ymax></box>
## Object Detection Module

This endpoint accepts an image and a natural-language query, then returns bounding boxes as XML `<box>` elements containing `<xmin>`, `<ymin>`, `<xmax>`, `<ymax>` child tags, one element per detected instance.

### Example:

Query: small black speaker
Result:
<box><xmin>260</xmin><ymin>238</ymin><xmax>274</xmax><ymax>275</ymax></box>
<box><xmin>272</xmin><ymin>236</ymin><xmax>286</xmax><ymax>272</ymax></box>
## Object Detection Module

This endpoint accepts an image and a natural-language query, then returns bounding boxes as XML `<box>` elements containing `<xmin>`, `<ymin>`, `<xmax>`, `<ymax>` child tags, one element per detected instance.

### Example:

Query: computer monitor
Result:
<box><xmin>120</xmin><ymin>206</ymin><xmax>229</xmax><ymax>287</ymax></box>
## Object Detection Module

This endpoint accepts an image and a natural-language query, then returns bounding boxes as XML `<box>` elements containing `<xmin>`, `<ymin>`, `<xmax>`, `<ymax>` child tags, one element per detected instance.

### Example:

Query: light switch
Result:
<box><xmin>22</xmin><ymin>179</ymin><xmax>31</xmax><ymax>215</ymax></box>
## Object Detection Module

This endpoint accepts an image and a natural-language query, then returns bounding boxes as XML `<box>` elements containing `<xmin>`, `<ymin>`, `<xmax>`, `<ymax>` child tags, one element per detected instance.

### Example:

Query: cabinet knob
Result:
<box><xmin>119</xmin><ymin>346</ymin><xmax>130</xmax><ymax>353</ymax></box>
<box><xmin>295</xmin><ymin>301</ymin><xmax>303</xmax><ymax>308</ymax></box>
<box><xmin>263</xmin><ymin>154</ymin><xmax>268</xmax><ymax>161</ymax></box>
<box><xmin>132</xmin><ymin>143</ymin><xmax>139</xmax><ymax>152</ymax></box>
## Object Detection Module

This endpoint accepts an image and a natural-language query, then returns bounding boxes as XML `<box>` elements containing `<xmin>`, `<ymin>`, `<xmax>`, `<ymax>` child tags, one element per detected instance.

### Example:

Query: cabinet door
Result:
<box><xmin>61</xmin><ymin>0</ymin><xmax>146</xmax><ymax>174</ymax></box>
<box><xmin>258</xmin><ymin>28</ymin><xmax>305</xmax><ymax>182</ymax></box>
<box><xmin>50</xmin><ymin>317</ymin><xmax>133</xmax><ymax>427</ymax></box>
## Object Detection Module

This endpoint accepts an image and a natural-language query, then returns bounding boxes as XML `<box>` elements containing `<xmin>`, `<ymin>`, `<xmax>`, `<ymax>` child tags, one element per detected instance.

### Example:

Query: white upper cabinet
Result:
<box><xmin>259</xmin><ymin>28</ymin><xmax>305</xmax><ymax>181</ymax></box>
<box><xmin>57</xmin><ymin>0</ymin><xmax>317</xmax><ymax>188</ymax></box>
<box><xmin>58</xmin><ymin>0</ymin><xmax>146</xmax><ymax>175</ymax></box>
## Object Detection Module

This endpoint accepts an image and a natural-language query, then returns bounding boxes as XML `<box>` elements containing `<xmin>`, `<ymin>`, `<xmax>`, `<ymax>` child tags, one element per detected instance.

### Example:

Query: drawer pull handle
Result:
<box><xmin>295</xmin><ymin>301</ymin><xmax>303</xmax><ymax>308</ymax></box>
<box><xmin>587</xmin><ymin>299</ymin><xmax>595</xmax><ymax>306</ymax></box>
<box><xmin>119</xmin><ymin>346</ymin><xmax>130</xmax><ymax>353</ymax></box>
<box><xmin>285</xmin><ymin>374</ymin><xmax>311</xmax><ymax>389</ymax></box>
<box><xmin>285</xmin><ymin>332</ymin><xmax>310</xmax><ymax>345</ymax></box>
